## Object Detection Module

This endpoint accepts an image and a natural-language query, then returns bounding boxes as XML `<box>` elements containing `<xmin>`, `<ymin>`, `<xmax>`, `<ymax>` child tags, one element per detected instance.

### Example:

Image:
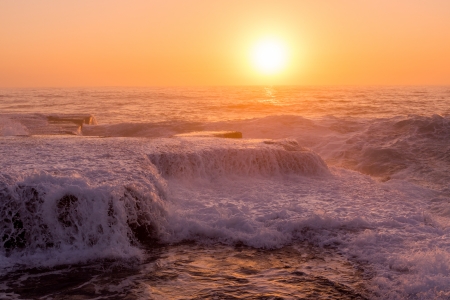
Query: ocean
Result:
<box><xmin>0</xmin><ymin>86</ymin><xmax>449</xmax><ymax>299</ymax></box>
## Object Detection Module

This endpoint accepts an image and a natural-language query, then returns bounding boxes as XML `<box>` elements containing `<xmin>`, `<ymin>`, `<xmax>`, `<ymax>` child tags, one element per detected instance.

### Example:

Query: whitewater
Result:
<box><xmin>0</xmin><ymin>86</ymin><xmax>449</xmax><ymax>299</ymax></box>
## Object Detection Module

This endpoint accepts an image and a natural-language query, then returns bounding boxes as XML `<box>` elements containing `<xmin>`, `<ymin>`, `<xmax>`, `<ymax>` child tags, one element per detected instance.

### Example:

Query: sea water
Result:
<box><xmin>0</xmin><ymin>86</ymin><xmax>449</xmax><ymax>299</ymax></box>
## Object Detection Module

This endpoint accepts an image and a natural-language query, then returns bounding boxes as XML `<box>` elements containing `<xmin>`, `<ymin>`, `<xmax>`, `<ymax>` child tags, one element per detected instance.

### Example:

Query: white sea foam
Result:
<box><xmin>0</xmin><ymin>137</ymin><xmax>168</xmax><ymax>272</ymax></box>
<box><xmin>147</xmin><ymin>138</ymin><xmax>329</xmax><ymax>179</ymax></box>
<box><xmin>0</xmin><ymin>137</ymin><xmax>327</xmax><ymax>269</ymax></box>
<box><xmin>163</xmin><ymin>166</ymin><xmax>449</xmax><ymax>299</ymax></box>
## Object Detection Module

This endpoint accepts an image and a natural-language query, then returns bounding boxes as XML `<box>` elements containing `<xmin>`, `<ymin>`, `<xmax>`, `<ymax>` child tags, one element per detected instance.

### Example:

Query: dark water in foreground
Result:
<box><xmin>1</xmin><ymin>243</ymin><xmax>368</xmax><ymax>299</ymax></box>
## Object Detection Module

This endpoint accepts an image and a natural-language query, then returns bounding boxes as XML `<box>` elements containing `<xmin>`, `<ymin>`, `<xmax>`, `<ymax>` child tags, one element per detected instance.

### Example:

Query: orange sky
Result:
<box><xmin>1</xmin><ymin>0</ymin><xmax>450</xmax><ymax>87</ymax></box>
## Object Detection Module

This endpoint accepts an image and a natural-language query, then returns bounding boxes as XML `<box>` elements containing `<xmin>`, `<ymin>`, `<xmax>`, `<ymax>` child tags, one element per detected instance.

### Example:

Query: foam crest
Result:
<box><xmin>147</xmin><ymin>138</ymin><xmax>329</xmax><ymax>179</ymax></box>
<box><xmin>0</xmin><ymin>173</ymin><xmax>167</xmax><ymax>270</ymax></box>
<box><xmin>0</xmin><ymin>137</ymin><xmax>171</xmax><ymax>270</ymax></box>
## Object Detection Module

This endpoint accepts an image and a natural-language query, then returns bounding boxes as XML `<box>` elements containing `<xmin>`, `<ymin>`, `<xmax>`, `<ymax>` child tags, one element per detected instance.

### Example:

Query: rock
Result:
<box><xmin>47</xmin><ymin>115</ymin><xmax>97</xmax><ymax>126</ymax></box>
<box><xmin>174</xmin><ymin>131</ymin><xmax>242</xmax><ymax>138</ymax></box>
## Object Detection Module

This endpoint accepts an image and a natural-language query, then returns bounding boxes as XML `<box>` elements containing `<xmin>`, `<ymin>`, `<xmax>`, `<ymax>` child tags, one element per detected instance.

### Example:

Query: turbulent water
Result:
<box><xmin>0</xmin><ymin>86</ymin><xmax>449</xmax><ymax>299</ymax></box>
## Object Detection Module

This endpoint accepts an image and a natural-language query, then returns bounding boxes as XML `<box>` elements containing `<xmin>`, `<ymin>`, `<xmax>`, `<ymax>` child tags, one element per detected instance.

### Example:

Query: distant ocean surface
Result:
<box><xmin>1</xmin><ymin>86</ymin><xmax>450</xmax><ymax>299</ymax></box>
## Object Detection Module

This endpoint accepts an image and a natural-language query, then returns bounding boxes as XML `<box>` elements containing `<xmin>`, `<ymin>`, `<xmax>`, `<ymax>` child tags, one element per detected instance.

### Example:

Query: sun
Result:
<box><xmin>251</xmin><ymin>38</ymin><xmax>288</xmax><ymax>75</ymax></box>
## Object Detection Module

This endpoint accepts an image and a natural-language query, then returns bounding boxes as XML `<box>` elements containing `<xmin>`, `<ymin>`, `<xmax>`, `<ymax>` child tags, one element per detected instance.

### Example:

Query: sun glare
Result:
<box><xmin>252</xmin><ymin>38</ymin><xmax>288</xmax><ymax>75</ymax></box>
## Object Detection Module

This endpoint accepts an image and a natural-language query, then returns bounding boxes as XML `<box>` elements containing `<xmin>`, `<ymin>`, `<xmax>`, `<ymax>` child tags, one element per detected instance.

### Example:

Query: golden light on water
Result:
<box><xmin>251</xmin><ymin>38</ymin><xmax>288</xmax><ymax>75</ymax></box>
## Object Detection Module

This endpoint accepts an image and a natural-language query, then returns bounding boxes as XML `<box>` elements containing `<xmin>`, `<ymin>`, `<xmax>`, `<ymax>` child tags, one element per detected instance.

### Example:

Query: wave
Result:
<box><xmin>0</xmin><ymin>137</ymin><xmax>328</xmax><ymax>270</ymax></box>
<box><xmin>148</xmin><ymin>139</ymin><xmax>329</xmax><ymax>179</ymax></box>
<box><xmin>322</xmin><ymin>114</ymin><xmax>450</xmax><ymax>188</ymax></box>
<box><xmin>203</xmin><ymin>114</ymin><xmax>450</xmax><ymax>190</ymax></box>
<box><xmin>0</xmin><ymin>136</ymin><xmax>170</xmax><ymax>270</ymax></box>
<box><xmin>0</xmin><ymin>172</ymin><xmax>167</xmax><ymax>270</ymax></box>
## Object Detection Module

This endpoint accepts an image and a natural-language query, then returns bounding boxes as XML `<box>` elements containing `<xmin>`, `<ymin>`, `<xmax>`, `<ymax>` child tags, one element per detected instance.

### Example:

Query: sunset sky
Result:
<box><xmin>1</xmin><ymin>0</ymin><xmax>450</xmax><ymax>87</ymax></box>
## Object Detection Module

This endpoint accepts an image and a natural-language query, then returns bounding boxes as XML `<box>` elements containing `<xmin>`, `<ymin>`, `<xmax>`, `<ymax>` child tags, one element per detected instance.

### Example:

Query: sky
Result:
<box><xmin>1</xmin><ymin>0</ymin><xmax>450</xmax><ymax>87</ymax></box>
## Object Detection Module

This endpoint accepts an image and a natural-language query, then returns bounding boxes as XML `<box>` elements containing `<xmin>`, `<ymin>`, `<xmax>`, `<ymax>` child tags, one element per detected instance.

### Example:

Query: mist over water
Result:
<box><xmin>1</xmin><ymin>86</ymin><xmax>450</xmax><ymax>299</ymax></box>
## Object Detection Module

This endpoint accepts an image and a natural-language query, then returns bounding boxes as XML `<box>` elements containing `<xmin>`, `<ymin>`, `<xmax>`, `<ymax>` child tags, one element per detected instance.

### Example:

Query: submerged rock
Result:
<box><xmin>174</xmin><ymin>131</ymin><xmax>243</xmax><ymax>138</ymax></box>
<box><xmin>57</xmin><ymin>194</ymin><xmax>78</xmax><ymax>228</ymax></box>
<box><xmin>47</xmin><ymin>115</ymin><xmax>97</xmax><ymax>127</ymax></box>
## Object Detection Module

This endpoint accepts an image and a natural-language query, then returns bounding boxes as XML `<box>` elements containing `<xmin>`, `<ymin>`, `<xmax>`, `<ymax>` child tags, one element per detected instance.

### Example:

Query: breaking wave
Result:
<box><xmin>0</xmin><ymin>137</ymin><xmax>330</xmax><ymax>272</ymax></box>
<box><xmin>148</xmin><ymin>139</ymin><xmax>329</xmax><ymax>179</ymax></box>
